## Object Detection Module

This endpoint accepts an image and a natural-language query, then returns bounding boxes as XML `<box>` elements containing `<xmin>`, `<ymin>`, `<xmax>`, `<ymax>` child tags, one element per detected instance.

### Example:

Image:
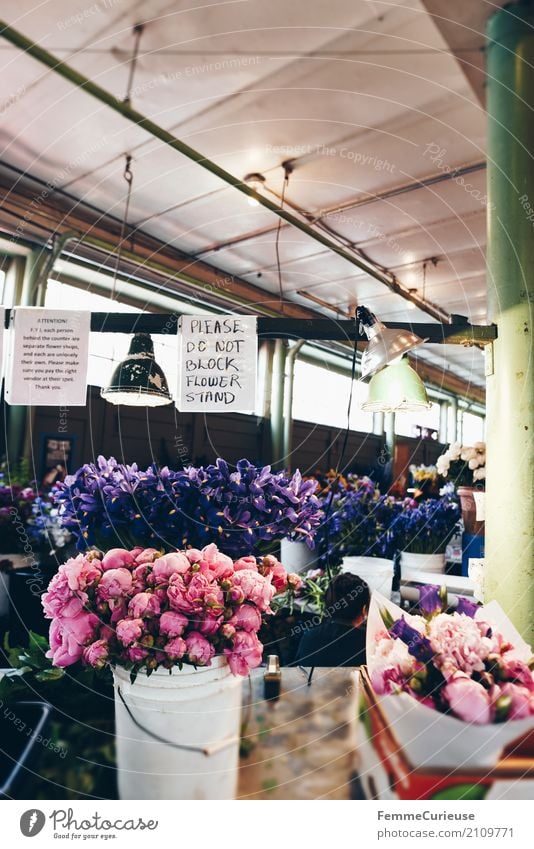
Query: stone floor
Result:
<box><xmin>237</xmin><ymin>667</ymin><xmax>359</xmax><ymax>800</ymax></box>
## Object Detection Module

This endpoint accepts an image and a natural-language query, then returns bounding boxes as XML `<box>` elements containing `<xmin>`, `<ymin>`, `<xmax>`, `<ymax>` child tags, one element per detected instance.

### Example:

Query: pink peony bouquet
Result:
<box><xmin>370</xmin><ymin>586</ymin><xmax>534</xmax><ymax>725</ymax></box>
<box><xmin>42</xmin><ymin>544</ymin><xmax>302</xmax><ymax>677</ymax></box>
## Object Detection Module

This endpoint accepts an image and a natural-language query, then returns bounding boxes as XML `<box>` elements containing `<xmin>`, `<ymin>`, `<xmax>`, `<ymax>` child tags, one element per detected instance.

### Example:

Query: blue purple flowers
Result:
<box><xmin>388</xmin><ymin>494</ymin><xmax>460</xmax><ymax>555</ymax></box>
<box><xmin>53</xmin><ymin>456</ymin><xmax>323</xmax><ymax>558</ymax></box>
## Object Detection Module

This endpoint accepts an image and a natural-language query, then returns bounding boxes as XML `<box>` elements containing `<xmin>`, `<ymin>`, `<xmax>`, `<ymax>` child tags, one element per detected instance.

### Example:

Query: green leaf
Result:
<box><xmin>35</xmin><ymin>668</ymin><xmax>65</xmax><ymax>682</ymax></box>
<box><xmin>432</xmin><ymin>784</ymin><xmax>487</xmax><ymax>801</ymax></box>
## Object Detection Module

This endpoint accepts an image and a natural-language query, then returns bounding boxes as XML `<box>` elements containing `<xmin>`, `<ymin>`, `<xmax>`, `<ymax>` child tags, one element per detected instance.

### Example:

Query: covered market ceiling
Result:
<box><xmin>0</xmin><ymin>0</ymin><xmax>506</xmax><ymax>397</ymax></box>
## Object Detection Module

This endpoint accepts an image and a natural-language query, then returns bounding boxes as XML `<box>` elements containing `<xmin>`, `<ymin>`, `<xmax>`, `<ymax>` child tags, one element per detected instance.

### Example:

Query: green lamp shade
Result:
<box><xmin>101</xmin><ymin>333</ymin><xmax>172</xmax><ymax>407</ymax></box>
<box><xmin>361</xmin><ymin>358</ymin><xmax>431</xmax><ymax>413</ymax></box>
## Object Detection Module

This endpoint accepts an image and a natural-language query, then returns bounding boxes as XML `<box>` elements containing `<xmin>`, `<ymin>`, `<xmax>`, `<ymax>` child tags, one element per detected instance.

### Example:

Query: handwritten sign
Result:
<box><xmin>177</xmin><ymin>315</ymin><xmax>257</xmax><ymax>412</ymax></box>
<box><xmin>5</xmin><ymin>307</ymin><xmax>90</xmax><ymax>406</ymax></box>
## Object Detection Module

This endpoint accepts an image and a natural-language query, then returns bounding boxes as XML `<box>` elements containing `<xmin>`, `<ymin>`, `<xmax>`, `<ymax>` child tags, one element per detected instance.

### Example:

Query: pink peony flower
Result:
<box><xmin>97</xmin><ymin>568</ymin><xmax>133</xmax><ymax>600</ymax></box>
<box><xmin>501</xmin><ymin>657</ymin><xmax>534</xmax><ymax>690</ymax></box>
<box><xmin>224</xmin><ymin>631</ymin><xmax>263</xmax><ymax>676</ymax></box>
<box><xmin>196</xmin><ymin>614</ymin><xmax>223</xmax><ymax>636</ymax></box>
<box><xmin>101</xmin><ymin>548</ymin><xmax>135</xmax><ymax>571</ymax></box>
<box><xmin>151</xmin><ymin>552</ymin><xmax>190</xmax><ymax>584</ymax></box>
<box><xmin>63</xmin><ymin>553</ymin><xmax>102</xmax><ymax>591</ymax></box>
<box><xmin>42</xmin><ymin>572</ymin><xmax>86</xmax><ymax>619</ymax></box>
<box><xmin>220</xmin><ymin>622</ymin><xmax>236</xmax><ymax>640</ymax></box>
<box><xmin>200</xmin><ymin>544</ymin><xmax>234</xmax><ymax>579</ymax></box>
<box><xmin>234</xmin><ymin>555</ymin><xmax>258</xmax><ymax>572</ymax></box>
<box><xmin>116</xmin><ymin>617</ymin><xmax>144</xmax><ymax>646</ymax></box>
<box><xmin>259</xmin><ymin>554</ymin><xmax>287</xmax><ymax>591</ymax></box>
<box><xmin>428</xmin><ymin>612</ymin><xmax>497</xmax><ymax>680</ymax></box>
<box><xmin>159</xmin><ymin>610</ymin><xmax>188</xmax><ymax>638</ymax></box>
<box><xmin>287</xmin><ymin>573</ymin><xmax>303</xmax><ymax>592</ymax></box>
<box><xmin>164</xmin><ymin>637</ymin><xmax>187</xmax><ymax>660</ymax></box>
<box><xmin>82</xmin><ymin>639</ymin><xmax>109</xmax><ymax>669</ymax></box>
<box><xmin>46</xmin><ymin>612</ymin><xmax>99</xmax><ymax>667</ymax></box>
<box><xmin>127</xmin><ymin>646</ymin><xmax>149</xmax><ymax>663</ymax></box>
<box><xmin>185</xmin><ymin>549</ymin><xmax>203</xmax><ymax>564</ymax></box>
<box><xmin>232</xmin><ymin>569</ymin><xmax>275</xmax><ymax>612</ymax></box>
<box><xmin>497</xmin><ymin>682</ymin><xmax>534</xmax><ymax>719</ymax></box>
<box><xmin>443</xmin><ymin>675</ymin><xmax>492</xmax><ymax>724</ymax></box>
<box><xmin>168</xmin><ymin>572</ymin><xmax>223</xmax><ymax>614</ymax></box>
<box><xmin>133</xmin><ymin>548</ymin><xmax>161</xmax><ymax>565</ymax></box>
<box><xmin>128</xmin><ymin>592</ymin><xmax>161</xmax><ymax>619</ymax></box>
<box><xmin>110</xmin><ymin>599</ymin><xmax>128</xmax><ymax>623</ymax></box>
<box><xmin>132</xmin><ymin>564</ymin><xmax>149</xmax><ymax>593</ymax></box>
<box><xmin>229</xmin><ymin>603</ymin><xmax>262</xmax><ymax>633</ymax></box>
<box><xmin>185</xmin><ymin>631</ymin><xmax>215</xmax><ymax>666</ymax></box>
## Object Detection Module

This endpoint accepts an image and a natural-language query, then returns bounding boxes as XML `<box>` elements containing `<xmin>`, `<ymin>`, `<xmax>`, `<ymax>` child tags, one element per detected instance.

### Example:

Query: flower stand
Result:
<box><xmin>113</xmin><ymin>657</ymin><xmax>243</xmax><ymax>800</ymax></box>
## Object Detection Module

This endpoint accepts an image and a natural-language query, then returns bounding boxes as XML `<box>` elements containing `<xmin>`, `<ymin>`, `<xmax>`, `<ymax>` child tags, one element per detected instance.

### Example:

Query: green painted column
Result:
<box><xmin>485</xmin><ymin>0</ymin><xmax>534</xmax><ymax>643</ymax></box>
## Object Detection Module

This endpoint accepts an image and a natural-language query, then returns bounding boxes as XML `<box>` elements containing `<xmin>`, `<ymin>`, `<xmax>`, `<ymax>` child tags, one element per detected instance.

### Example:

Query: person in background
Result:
<box><xmin>294</xmin><ymin>573</ymin><xmax>370</xmax><ymax>668</ymax></box>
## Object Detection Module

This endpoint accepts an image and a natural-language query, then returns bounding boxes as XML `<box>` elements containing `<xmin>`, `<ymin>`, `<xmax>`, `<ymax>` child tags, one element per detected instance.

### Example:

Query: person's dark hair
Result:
<box><xmin>324</xmin><ymin>573</ymin><xmax>370</xmax><ymax>622</ymax></box>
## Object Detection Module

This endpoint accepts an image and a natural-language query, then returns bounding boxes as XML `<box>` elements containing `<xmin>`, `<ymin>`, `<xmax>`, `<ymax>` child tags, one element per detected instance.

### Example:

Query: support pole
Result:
<box><xmin>282</xmin><ymin>340</ymin><xmax>305</xmax><ymax>471</ymax></box>
<box><xmin>485</xmin><ymin>1</ymin><xmax>534</xmax><ymax>642</ymax></box>
<box><xmin>449</xmin><ymin>397</ymin><xmax>458</xmax><ymax>442</ymax></box>
<box><xmin>270</xmin><ymin>340</ymin><xmax>286</xmax><ymax>466</ymax></box>
<box><xmin>439</xmin><ymin>401</ymin><xmax>448</xmax><ymax>444</ymax></box>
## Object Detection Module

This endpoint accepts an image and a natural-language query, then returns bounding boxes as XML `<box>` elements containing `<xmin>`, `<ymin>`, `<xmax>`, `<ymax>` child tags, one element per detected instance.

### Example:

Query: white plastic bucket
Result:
<box><xmin>341</xmin><ymin>556</ymin><xmax>394</xmax><ymax>598</ymax></box>
<box><xmin>401</xmin><ymin>551</ymin><xmax>445</xmax><ymax>578</ymax></box>
<box><xmin>280</xmin><ymin>538</ymin><xmax>319</xmax><ymax>573</ymax></box>
<box><xmin>113</xmin><ymin>656</ymin><xmax>243</xmax><ymax>800</ymax></box>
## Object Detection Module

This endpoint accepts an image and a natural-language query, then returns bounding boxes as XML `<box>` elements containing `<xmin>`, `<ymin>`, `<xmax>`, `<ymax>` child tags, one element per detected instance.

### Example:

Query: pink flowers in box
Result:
<box><xmin>42</xmin><ymin>543</ymin><xmax>301</xmax><ymax>677</ymax></box>
<box><xmin>369</xmin><ymin>586</ymin><xmax>534</xmax><ymax>725</ymax></box>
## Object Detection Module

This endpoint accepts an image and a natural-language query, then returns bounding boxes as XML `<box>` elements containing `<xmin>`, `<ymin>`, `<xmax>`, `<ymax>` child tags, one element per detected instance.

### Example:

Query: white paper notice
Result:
<box><xmin>5</xmin><ymin>308</ymin><xmax>90</xmax><ymax>406</ymax></box>
<box><xmin>177</xmin><ymin>315</ymin><xmax>257</xmax><ymax>412</ymax></box>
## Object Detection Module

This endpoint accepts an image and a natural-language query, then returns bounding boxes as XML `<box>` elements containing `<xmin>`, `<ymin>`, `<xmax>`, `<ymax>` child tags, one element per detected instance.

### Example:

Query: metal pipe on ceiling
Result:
<box><xmin>0</xmin><ymin>20</ymin><xmax>451</xmax><ymax>324</ymax></box>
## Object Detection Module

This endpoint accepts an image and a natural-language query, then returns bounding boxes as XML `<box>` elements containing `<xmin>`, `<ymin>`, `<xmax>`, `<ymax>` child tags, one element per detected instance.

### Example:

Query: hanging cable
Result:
<box><xmin>123</xmin><ymin>23</ymin><xmax>144</xmax><ymax>106</ymax></box>
<box><xmin>275</xmin><ymin>163</ymin><xmax>292</xmax><ymax>314</ymax></box>
<box><xmin>111</xmin><ymin>154</ymin><xmax>134</xmax><ymax>301</ymax></box>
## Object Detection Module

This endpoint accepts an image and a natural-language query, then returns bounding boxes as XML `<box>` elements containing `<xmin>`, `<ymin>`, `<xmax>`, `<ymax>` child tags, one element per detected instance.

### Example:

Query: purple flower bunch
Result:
<box><xmin>315</xmin><ymin>478</ymin><xmax>402</xmax><ymax>566</ymax></box>
<box><xmin>389</xmin><ymin>493</ymin><xmax>460</xmax><ymax>555</ymax></box>
<box><xmin>53</xmin><ymin>456</ymin><xmax>323</xmax><ymax>558</ymax></box>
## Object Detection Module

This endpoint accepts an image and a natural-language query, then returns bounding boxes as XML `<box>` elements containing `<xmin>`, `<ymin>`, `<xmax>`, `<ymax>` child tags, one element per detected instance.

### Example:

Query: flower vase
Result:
<box><xmin>113</xmin><ymin>657</ymin><xmax>243</xmax><ymax>800</ymax></box>
<box><xmin>341</xmin><ymin>556</ymin><xmax>394</xmax><ymax>598</ymax></box>
<box><xmin>457</xmin><ymin>487</ymin><xmax>485</xmax><ymax>536</ymax></box>
<box><xmin>400</xmin><ymin>551</ymin><xmax>446</xmax><ymax>579</ymax></box>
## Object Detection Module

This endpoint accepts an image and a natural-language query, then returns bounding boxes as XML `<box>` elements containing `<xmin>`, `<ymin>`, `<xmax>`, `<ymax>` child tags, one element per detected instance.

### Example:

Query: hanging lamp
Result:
<box><xmin>356</xmin><ymin>305</ymin><xmax>426</xmax><ymax>379</ymax></box>
<box><xmin>361</xmin><ymin>357</ymin><xmax>431</xmax><ymax>413</ymax></box>
<box><xmin>101</xmin><ymin>332</ymin><xmax>172</xmax><ymax>407</ymax></box>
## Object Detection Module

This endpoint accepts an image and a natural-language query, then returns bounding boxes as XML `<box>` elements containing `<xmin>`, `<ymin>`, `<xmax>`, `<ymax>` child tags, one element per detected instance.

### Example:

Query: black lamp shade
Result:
<box><xmin>101</xmin><ymin>333</ymin><xmax>172</xmax><ymax>406</ymax></box>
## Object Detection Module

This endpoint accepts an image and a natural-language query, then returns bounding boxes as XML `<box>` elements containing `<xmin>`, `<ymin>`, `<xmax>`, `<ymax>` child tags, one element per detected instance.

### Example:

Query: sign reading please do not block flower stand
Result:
<box><xmin>177</xmin><ymin>315</ymin><xmax>257</xmax><ymax>412</ymax></box>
